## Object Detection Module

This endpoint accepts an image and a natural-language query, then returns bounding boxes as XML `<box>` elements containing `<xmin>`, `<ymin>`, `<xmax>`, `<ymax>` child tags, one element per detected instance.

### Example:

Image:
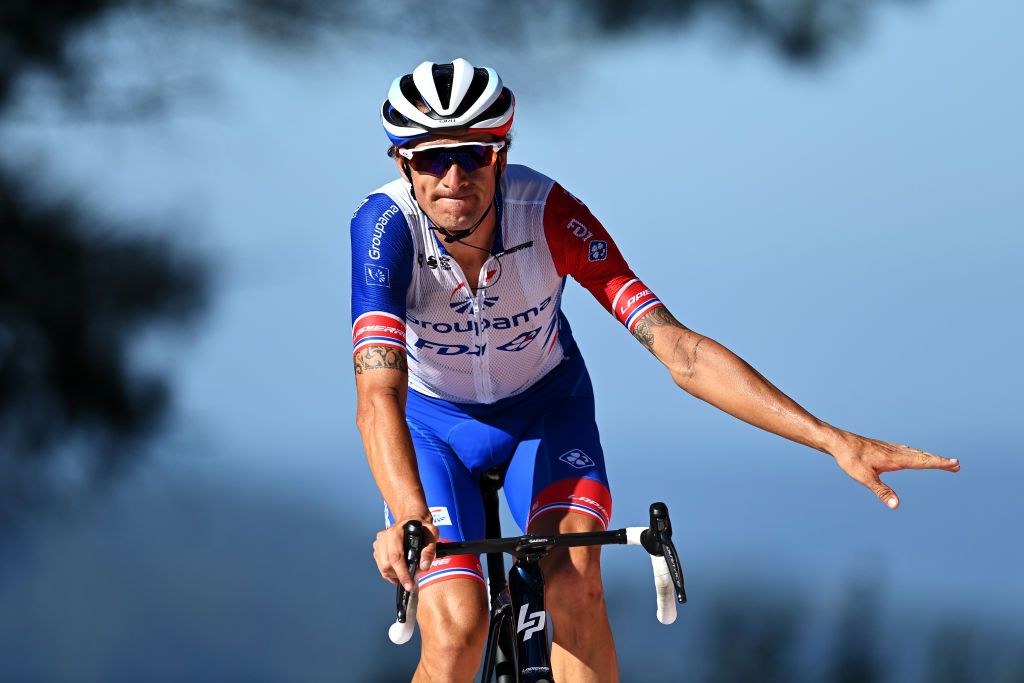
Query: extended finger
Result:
<box><xmin>893</xmin><ymin>445</ymin><xmax>960</xmax><ymax>471</ymax></box>
<box><xmin>867</xmin><ymin>475</ymin><xmax>900</xmax><ymax>509</ymax></box>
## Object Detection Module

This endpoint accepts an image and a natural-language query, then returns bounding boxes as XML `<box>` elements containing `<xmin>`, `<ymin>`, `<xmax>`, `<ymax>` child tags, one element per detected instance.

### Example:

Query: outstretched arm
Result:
<box><xmin>632</xmin><ymin>307</ymin><xmax>960</xmax><ymax>508</ymax></box>
<box><xmin>535</xmin><ymin>182</ymin><xmax>957</xmax><ymax>506</ymax></box>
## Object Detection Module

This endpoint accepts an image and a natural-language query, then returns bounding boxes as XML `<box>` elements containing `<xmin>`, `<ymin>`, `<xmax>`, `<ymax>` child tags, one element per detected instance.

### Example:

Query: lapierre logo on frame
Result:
<box><xmin>517</xmin><ymin>605</ymin><xmax>546</xmax><ymax>642</ymax></box>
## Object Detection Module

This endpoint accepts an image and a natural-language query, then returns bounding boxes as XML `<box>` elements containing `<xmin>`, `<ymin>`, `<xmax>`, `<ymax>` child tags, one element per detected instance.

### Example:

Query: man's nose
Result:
<box><xmin>442</xmin><ymin>161</ymin><xmax>470</xmax><ymax>187</ymax></box>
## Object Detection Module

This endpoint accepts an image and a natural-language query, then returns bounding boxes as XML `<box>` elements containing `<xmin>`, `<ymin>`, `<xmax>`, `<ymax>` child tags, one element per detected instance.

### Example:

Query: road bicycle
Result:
<box><xmin>386</xmin><ymin>469</ymin><xmax>687</xmax><ymax>682</ymax></box>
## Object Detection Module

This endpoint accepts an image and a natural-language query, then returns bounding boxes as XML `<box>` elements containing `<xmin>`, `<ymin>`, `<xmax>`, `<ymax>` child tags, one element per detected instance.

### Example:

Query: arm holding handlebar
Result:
<box><xmin>355</xmin><ymin>347</ymin><xmax>440</xmax><ymax>591</ymax></box>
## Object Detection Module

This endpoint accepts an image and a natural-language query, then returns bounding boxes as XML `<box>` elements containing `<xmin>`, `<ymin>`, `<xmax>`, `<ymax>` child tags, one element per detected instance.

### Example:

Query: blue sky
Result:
<box><xmin>2</xmin><ymin>0</ymin><xmax>1022</xmax><ymax>677</ymax></box>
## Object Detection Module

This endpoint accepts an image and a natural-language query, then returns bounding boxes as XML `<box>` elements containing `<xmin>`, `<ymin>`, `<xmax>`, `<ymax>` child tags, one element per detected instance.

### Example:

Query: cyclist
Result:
<box><xmin>351</xmin><ymin>59</ymin><xmax>960</xmax><ymax>682</ymax></box>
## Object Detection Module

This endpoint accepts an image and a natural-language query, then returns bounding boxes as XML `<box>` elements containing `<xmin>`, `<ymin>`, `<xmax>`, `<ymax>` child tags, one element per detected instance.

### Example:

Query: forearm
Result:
<box><xmin>354</xmin><ymin>347</ymin><xmax>429</xmax><ymax>522</ymax></box>
<box><xmin>678</xmin><ymin>335</ymin><xmax>842</xmax><ymax>452</ymax></box>
<box><xmin>635</xmin><ymin>308</ymin><xmax>842</xmax><ymax>454</ymax></box>
<box><xmin>357</xmin><ymin>393</ymin><xmax>430</xmax><ymax>520</ymax></box>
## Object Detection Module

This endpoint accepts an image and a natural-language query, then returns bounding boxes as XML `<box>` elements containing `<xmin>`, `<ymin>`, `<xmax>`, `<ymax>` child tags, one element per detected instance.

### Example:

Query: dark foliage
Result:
<box><xmin>0</xmin><ymin>169</ymin><xmax>208</xmax><ymax>529</ymax></box>
<box><xmin>0</xmin><ymin>1</ymin><xmax>110</xmax><ymax>104</ymax></box>
<box><xmin>1</xmin><ymin>4</ymin><xmax>211</xmax><ymax>526</ymax></box>
<box><xmin>0</xmin><ymin>170</ymin><xmax>207</xmax><ymax>455</ymax></box>
<box><xmin>826</xmin><ymin>575</ymin><xmax>883</xmax><ymax>683</ymax></box>
<box><xmin>567</xmin><ymin>0</ymin><xmax>884</xmax><ymax>61</ymax></box>
<box><xmin>1</xmin><ymin>0</ymin><xmax>930</xmax><ymax>114</ymax></box>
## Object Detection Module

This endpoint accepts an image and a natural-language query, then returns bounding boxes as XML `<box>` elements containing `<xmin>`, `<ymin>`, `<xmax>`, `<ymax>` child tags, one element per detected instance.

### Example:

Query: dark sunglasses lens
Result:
<box><xmin>410</xmin><ymin>146</ymin><xmax>494</xmax><ymax>175</ymax></box>
<box><xmin>406</xmin><ymin>148</ymin><xmax>441</xmax><ymax>175</ymax></box>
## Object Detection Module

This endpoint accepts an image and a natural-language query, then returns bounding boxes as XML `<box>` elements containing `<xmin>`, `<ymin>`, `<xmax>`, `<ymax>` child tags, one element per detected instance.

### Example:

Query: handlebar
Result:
<box><xmin>624</xmin><ymin>502</ymin><xmax>687</xmax><ymax>624</ymax></box>
<box><xmin>388</xmin><ymin>502</ymin><xmax>686</xmax><ymax>644</ymax></box>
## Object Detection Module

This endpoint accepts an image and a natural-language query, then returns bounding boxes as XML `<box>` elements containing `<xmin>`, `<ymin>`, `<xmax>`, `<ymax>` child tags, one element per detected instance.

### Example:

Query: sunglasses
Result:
<box><xmin>398</xmin><ymin>141</ymin><xmax>506</xmax><ymax>176</ymax></box>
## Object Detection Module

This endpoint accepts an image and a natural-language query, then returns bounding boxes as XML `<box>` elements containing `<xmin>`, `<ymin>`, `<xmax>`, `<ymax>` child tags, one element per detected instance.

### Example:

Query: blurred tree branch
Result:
<box><xmin>2</xmin><ymin>0</ymin><xmax>927</xmax><ymax>121</ymax></box>
<box><xmin>0</xmin><ymin>168</ymin><xmax>209</xmax><ymax>530</ymax></box>
<box><xmin>0</xmin><ymin>2</ymin><xmax>214</xmax><ymax>528</ymax></box>
<box><xmin>0</xmin><ymin>169</ymin><xmax>208</xmax><ymax>455</ymax></box>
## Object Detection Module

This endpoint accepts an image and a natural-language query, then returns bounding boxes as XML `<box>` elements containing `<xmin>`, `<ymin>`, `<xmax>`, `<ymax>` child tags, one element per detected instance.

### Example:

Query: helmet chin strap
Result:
<box><xmin>434</xmin><ymin>200</ymin><xmax>492</xmax><ymax>244</ymax></box>
<box><xmin>404</xmin><ymin>160</ymin><xmax>502</xmax><ymax>250</ymax></box>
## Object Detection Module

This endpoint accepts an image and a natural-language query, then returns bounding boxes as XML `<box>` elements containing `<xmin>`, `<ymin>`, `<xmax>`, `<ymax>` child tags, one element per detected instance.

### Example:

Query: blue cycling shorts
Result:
<box><xmin>386</xmin><ymin>345</ymin><xmax>612</xmax><ymax>591</ymax></box>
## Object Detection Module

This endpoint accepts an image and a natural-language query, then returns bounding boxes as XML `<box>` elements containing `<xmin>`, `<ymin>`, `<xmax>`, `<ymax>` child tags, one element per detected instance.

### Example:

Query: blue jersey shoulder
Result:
<box><xmin>351</xmin><ymin>192</ymin><xmax>412</xmax><ymax>262</ymax></box>
<box><xmin>350</xmin><ymin>192</ymin><xmax>414</xmax><ymax>324</ymax></box>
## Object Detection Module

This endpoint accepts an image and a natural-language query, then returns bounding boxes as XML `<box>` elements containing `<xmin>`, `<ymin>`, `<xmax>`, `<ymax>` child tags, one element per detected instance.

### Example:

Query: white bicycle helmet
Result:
<box><xmin>381</xmin><ymin>58</ymin><xmax>515</xmax><ymax>147</ymax></box>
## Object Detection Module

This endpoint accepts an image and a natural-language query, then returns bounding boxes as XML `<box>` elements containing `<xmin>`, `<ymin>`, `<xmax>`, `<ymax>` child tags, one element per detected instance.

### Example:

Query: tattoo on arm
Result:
<box><xmin>631</xmin><ymin>306</ymin><xmax>688</xmax><ymax>353</ymax></box>
<box><xmin>354</xmin><ymin>345</ymin><xmax>408</xmax><ymax>374</ymax></box>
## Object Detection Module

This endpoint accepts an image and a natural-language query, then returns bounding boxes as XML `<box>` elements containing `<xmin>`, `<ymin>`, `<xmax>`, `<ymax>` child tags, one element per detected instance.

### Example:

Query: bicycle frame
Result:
<box><xmin>475</xmin><ymin>469</ymin><xmax>552</xmax><ymax>682</ymax></box>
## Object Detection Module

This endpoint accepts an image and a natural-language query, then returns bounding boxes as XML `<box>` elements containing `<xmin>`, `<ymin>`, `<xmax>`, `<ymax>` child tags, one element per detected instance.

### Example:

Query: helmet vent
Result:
<box><xmin>449</xmin><ymin>69</ymin><xmax>489</xmax><ymax>119</ymax></box>
<box><xmin>478</xmin><ymin>89</ymin><xmax>513</xmax><ymax>122</ymax></box>
<box><xmin>431</xmin><ymin>64</ymin><xmax>455</xmax><ymax>111</ymax></box>
<box><xmin>398</xmin><ymin>76</ymin><xmax>431</xmax><ymax>114</ymax></box>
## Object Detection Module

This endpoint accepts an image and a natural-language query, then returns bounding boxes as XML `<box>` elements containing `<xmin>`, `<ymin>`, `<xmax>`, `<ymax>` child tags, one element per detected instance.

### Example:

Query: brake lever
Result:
<box><xmin>659</xmin><ymin>532</ymin><xmax>687</xmax><ymax>604</ymax></box>
<box><xmin>643</xmin><ymin>502</ymin><xmax>687</xmax><ymax>604</ymax></box>
<box><xmin>396</xmin><ymin>520</ymin><xmax>423</xmax><ymax>623</ymax></box>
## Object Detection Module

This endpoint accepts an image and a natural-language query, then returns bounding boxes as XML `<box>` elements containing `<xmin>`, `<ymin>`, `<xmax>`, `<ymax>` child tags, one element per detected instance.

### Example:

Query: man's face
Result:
<box><xmin>396</xmin><ymin>132</ymin><xmax>505</xmax><ymax>232</ymax></box>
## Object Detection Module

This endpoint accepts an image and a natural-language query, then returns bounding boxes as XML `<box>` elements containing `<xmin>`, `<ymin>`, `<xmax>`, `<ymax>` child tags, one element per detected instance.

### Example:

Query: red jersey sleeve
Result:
<box><xmin>543</xmin><ymin>182</ymin><xmax>665</xmax><ymax>333</ymax></box>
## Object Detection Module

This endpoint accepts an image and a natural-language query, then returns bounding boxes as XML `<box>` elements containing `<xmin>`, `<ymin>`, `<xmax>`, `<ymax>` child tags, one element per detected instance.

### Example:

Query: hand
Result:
<box><xmin>373</xmin><ymin>514</ymin><xmax>439</xmax><ymax>591</ymax></box>
<box><xmin>830</xmin><ymin>431</ymin><xmax>960</xmax><ymax>509</ymax></box>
